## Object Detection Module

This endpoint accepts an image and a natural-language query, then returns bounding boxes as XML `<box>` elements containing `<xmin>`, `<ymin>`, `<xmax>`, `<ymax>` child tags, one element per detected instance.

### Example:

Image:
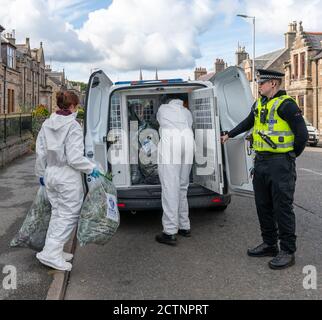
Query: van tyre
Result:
<box><xmin>214</xmin><ymin>205</ymin><xmax>228</xmax><ymax>212</ymax></box>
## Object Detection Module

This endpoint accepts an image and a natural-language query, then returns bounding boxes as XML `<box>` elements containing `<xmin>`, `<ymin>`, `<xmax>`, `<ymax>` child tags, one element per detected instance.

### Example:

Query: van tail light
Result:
<box><xmin>212</xmin><ymin>197</ymin><xmax>222</xmax><ymax>204</ymax></box>
<box><xmin>118</xmin><ymin>203</ymin><xmax>126</xmax><ymax>208</ymax></box>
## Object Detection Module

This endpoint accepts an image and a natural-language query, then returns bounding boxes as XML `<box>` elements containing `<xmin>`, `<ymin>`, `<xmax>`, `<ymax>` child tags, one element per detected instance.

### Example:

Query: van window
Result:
<box><xmin>109</xmin><ymin>93</ymin><xmax>123</xmax><ymax>150</ymax></box>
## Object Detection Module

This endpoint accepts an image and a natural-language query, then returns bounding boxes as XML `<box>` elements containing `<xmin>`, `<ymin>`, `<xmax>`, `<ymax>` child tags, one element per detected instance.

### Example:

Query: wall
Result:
<box><xmin>0</xmin><ymin>133</ymin><xmax>33</xmax><ymax>168</ymax></box>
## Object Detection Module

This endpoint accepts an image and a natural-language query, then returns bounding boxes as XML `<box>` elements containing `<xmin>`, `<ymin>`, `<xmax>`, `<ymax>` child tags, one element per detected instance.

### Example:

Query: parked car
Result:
<box><xmin>305</xmin><ymin>119</ymin><xmax>320</xmax><ymax>147</ymax></box>
<box><xmin>83</xmin><ymin>66</ymin><xmax>254</xmax><ymax>212</ymax></box>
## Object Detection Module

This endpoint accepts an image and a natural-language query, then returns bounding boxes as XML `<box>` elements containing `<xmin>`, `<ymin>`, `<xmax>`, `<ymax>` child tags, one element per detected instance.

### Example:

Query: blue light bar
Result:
<box><xmin>114</xmin><ymin>79</ymin><xmax>184</xmax><ymax>86</ymax></box>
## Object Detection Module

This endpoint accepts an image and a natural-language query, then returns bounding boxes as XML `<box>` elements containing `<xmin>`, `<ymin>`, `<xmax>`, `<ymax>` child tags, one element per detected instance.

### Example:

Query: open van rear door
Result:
<box><xmin>213</xmin><ymin>67</ymin><xmax>254</xmax><ymax>196</ymax></box>
<box><xmin>84</xmin><ymin>70</ymin><xmax>113</xmax><ymax>173</ymax></box>
<box><xmin>190</xmin><ymin>88</ymin><xmax>224</xmax><ymax>195</ymax></box>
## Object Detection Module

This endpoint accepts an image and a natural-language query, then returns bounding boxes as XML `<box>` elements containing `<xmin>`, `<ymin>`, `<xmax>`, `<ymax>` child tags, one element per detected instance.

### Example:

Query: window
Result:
<box><xmin>300</xmin><ymin>52</ymin><xmax>305</xmax><ymax>78</ymax></box>
<box><xmin>298</xmin><ymin>95</ymin><xmax>305</xmax><ymax>114</ymax></box>
<box><xmin>7</xmin><ymin>89</ymin><xmax>15</xmax><ymax>113</ymax></box>
<box><xmin>7</xmin><ymin>46</ymin><xmax>15</xmax><ymax>69</ymax></box>
<box><xmin>294</xmin><ymin>54</ymin><xmax>299</xmax><ymax>79</ymax></box>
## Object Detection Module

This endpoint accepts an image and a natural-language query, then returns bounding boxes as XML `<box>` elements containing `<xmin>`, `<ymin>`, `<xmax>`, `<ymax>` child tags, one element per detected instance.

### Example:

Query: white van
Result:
<box><xmin>84</xmin><ymin>66</ymin><xmax>254</xmax><ymax>212</ymax></box>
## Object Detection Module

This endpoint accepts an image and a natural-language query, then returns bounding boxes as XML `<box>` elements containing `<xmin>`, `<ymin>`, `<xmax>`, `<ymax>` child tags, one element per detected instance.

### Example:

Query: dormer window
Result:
<box><xmin>7</xmin><ymin>46</ymin><xmax>15</xmax><ymax>69</ymax></box>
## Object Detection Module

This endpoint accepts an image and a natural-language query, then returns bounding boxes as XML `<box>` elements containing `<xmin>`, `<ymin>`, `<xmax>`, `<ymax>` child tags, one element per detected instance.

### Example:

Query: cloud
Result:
<box><xmin>78</xmin><ymin>0</ymin><xmax>237</xmax><ymax>71</ymax></box>
<box><xmin>243</xmin><ymin>0</ymin><xmax>322</xmax><ymax>35</ymax></box>
<box><xmin>0</xmin><ymin>0</ymin><xmax>103</xmax><ymax>63</ymax></box>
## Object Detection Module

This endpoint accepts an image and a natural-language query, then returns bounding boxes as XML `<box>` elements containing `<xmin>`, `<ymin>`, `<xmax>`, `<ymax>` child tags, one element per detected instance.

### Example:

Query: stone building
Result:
<box><xmin>238</xmin><ymin>22</ymin><xmax>297</xmax><ymax>97</ymax></box>
<box><xmin>45</xmin><ymin>65</ymin><xmax>67</xmax><ymax>112</ymax></box>
<box><xmin>0</xmin><ymin>27</ymin><xmax>53</xmax><ymax>114</ymax></box>
<box><xmin>16</xmin><ymin>38</ymin><xmax>52</xmax><ymax>112</ymax></box>
<box><xmin>0</xmin><ymin>30</ymin><xmax>20</xmax><ymax>113</ymax></box>
<box><xmin>0</xmin><ymin>25</ymin><xmax>4</xmax><ymax>113</ymax></box>
<box><xmin>284</xmin><ymin>21</ymin><xmax>322</xmax><ymax>129</ymax></box>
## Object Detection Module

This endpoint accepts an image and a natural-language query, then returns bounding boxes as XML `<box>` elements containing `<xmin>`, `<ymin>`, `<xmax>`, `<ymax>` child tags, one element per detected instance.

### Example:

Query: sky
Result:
<box><xmin>1</xmin><ymin>0</ymin><xmax>322</xmax><ymax>83</ymax></box>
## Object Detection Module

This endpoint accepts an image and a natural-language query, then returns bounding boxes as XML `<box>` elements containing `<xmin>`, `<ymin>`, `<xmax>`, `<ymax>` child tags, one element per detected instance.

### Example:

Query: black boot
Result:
<box><xmin>268</xmin><ymin>251</ymin><xmax>295</xmax><ymax>270</ymax></box>
<box><xmin>178</xmin><ymin>229</ymin><xmax>191</xmax><ymax>237</ymax></box>
<box><xmin>155</xmin><ymin>233</ymin><xmax>177</xmax><ymax>246</ymax></box>
<box><xmin>247</xmin><ymin>243</ymin><xmax>279</xmax><ymax>257</ymax></box>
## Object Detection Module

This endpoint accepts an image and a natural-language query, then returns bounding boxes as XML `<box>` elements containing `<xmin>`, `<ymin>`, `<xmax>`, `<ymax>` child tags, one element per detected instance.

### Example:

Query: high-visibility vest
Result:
<box><xmin>253</xmin><ymin>95</ymin><xmax>295</xmax><ymax>153</ymax></box>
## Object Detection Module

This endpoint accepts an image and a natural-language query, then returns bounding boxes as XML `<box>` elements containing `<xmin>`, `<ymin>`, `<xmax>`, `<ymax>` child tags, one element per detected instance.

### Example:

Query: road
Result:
<box><xmin>64</xmin><ymin>147</ymin><xmax>322</xmax><ymax>300</ymax></box>
<box><xmin>0</xmin><ymin>148</ymin><xmax>321</xmax><ymax>300</ymax></box>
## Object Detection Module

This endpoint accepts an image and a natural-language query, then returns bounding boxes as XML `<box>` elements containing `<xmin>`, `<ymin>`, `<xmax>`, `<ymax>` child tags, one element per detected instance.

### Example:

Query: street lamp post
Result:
<box><xmin>237</xmin><ymin>14</ymin><xmax>256</xmax><ymax>97</ymax></box>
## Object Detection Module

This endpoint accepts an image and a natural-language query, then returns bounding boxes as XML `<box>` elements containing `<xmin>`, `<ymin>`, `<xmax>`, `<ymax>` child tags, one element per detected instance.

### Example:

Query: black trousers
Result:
<box><xmin>253</xmin><ymin>153</ymin><xmax>297</xmax><ymax>253</ymax></box>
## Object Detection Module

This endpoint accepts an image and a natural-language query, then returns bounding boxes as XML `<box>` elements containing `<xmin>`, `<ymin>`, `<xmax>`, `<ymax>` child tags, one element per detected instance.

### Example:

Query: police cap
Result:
<box><xmin>256</xmin><ymin>69</ymin><xmax>285</xmax><ymax>84</ymax></box>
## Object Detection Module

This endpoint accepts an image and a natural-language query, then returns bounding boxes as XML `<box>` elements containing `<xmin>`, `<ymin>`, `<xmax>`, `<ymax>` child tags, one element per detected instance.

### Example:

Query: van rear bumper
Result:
<box><xmin>116</xmin><ymin>184</ymin><xmax>231</xmax><ymax>211</ymax></box>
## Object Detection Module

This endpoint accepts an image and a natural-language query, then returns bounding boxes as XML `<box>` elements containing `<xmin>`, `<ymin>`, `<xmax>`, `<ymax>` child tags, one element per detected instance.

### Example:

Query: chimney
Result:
<box><xmin>235</xmin><ymin>45</ymin><xmax>249</xmax><ymax>66</ymax></box>
<box><xmin>285</xmin><ymin>22</ymin><xmax>296</xmax><ymax>49</ymax></box>
<box><xmin>194</xmin><ymin>67</ymin><xmax>207</xmax><ymax>80</ymax></box>
<box><xmin>6</xmin><ymin>30</ymin><xmax>16</xmax><ymax>45</ymax></box>
<box><xmin>299</xmin><ymin>21</ymin><xmax>304</xmax><ymax>33</ymax></box>
<box><xmin>139</xmin><ymin>68</ymin><xmax>143</xmax><ymax>81</ymax></box>
<box><xmin>215</xmin><ymin>58</ymin><xmax>226</xmax><ymax>74</ymax></box>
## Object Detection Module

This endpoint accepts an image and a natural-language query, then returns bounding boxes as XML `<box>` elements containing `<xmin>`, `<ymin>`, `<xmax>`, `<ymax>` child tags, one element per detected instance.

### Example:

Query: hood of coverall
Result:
<box><xmin>168</xmin><ymin>99</ymin><xmax>184</xmax><ymax>107</ymax></box>
<box><xmin>42</xmin><ymin>112</ymin><xmax>77</xmax><ymax>145</ymax></box>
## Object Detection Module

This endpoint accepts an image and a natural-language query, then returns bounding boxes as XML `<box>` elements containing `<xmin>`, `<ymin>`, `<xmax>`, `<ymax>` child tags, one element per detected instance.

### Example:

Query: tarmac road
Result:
<box><xmin>1</xmin><ymin>147</ymin><xmax>321</xmax><ymax>300</ymax></box>
<box><xmin>64</xmin><ymin>147</ymin><xmax>322</xmax><ymax>300</ymax></box>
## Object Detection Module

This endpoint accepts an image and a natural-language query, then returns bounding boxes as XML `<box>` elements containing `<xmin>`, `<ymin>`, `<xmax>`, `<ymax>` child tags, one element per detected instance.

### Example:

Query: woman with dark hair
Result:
<box><xmin>35</xmin><ymin>90</ymin><xmax>100</xmax><ymax>271</ymax></box>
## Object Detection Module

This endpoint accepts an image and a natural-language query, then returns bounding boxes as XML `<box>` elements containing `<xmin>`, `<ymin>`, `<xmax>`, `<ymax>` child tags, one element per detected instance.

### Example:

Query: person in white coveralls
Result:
<box><xmin>156</xmin><ymin>95</ymin><xmax>195</xmax><ymax>246</ymax></box>
<box><xmin>35</xmin><ymin>91</ymin><xmax>100</xmax><ymax>271</ymax></box>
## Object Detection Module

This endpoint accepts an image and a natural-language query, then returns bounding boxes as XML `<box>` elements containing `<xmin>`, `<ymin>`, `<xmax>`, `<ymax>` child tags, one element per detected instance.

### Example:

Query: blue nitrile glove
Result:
<box><xmin>39</xmin><ymin>177</ymin><xmax>45</xmax><ymax>186</ymax></box>
<box><xmin>90</xmin><ymin>168</ymin><xmax>100</xmax><ymax>178</ymax></box>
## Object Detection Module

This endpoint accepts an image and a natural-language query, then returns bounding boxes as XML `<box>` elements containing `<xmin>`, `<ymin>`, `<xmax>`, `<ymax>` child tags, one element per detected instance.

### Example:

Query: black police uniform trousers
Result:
<box><xmin>253</xmin><ymin>152</ymin><xmax>297</xmax><ymax>253</ymax></box>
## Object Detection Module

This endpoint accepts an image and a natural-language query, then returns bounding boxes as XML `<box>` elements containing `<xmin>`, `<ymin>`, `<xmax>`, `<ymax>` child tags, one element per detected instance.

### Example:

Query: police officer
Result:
<box><xmin>222</xmin><ymin>69</ymin><xmax>308</xmax><ymax>270</ymax></box>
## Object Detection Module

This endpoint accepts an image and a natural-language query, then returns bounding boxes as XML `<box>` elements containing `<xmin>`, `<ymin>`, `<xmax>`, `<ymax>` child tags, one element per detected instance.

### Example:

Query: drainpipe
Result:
<box><xmin>32</xmin><ymin>70</ymin><xmax>34</xmax><ymax>106</ymax></box>
<box><xmin>3</xmin><ymin>66</ymin><xmax>6</xmax><ymax>114</ymax></box>
<box><xmin>38</xmin><ymin>71</ymin><xmax>40</xmax><ymax>105</ymax></box>
<box><xmin>24</xmin><ymin>66</ymin><xmax>26</xmax><ymax>107</ymax></box>
<box><xmin>316</xmin><ymin>60</ymin><xmax>318</xmax><ymax>130</ymax></box>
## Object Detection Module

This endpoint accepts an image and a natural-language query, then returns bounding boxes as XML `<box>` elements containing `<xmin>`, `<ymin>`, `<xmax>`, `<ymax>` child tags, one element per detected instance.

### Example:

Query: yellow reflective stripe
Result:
<box><xmin>254</xmin><ymin>130</ymin><xmax>294</xmax><ymax>137</ymax></box>
<box><xmin>253</xmin><ymin>141</ymin><xmax>293</xmax><ymax>149</ymax></box>
<box><xmin>268</xmin><ymin>97</ymin><xmax>284</xmax><ymax>131</ymax></box>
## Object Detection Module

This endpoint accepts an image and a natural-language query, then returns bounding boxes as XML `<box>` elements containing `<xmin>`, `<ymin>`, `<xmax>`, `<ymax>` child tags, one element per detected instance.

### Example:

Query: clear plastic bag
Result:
<box><xmin>10</xmin><ymin>186</ymin><xmax>51</xmax><ymax>251</ymax></box>
<box><xmin>77</xmin><ymin>174</ymin><xmax>120</xmax><ymax>247</ymax></box>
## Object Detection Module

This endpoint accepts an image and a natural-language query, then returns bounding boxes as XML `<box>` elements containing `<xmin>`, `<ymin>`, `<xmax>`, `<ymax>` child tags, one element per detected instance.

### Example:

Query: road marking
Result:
<box><xmin>299</xmin><ymin>168</ymin><xmax>322</xmax><ymax>176</ymax></box>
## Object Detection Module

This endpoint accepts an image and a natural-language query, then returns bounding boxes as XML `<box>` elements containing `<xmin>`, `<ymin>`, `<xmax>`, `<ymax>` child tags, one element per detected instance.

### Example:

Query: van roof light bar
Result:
<box><xmin>114</xmin><ymin>79</ymin><xmax>185</xmax><ymax>86</ymax></box>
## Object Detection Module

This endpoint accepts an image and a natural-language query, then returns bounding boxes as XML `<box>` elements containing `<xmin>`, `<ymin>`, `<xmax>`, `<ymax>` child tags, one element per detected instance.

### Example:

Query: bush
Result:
<box><xmin>77</xmin><ymin>107</ymin><xmax>85</xmax><ymax>120</ymax></box>
<box><xmin>32</xmin><ymin>105</ymin><xmax>50</xmax><ymax>140</ymax></box>
<box><xmin>32</xmin><ymin>105</ymin><xmax>50</xmax><ymax>118</ymax></box>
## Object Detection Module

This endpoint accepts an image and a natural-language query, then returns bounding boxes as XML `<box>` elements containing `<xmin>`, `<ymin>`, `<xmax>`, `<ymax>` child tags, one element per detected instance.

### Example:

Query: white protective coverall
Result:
<box><xmin>35</xmin><ymin>112</ymin><xmax>95</xmax><ymax>271</ymax></box>
<box><xmin>157</xmin><ymin>99</ymin><xmax>195</xmax><ymax>235</ymax></box>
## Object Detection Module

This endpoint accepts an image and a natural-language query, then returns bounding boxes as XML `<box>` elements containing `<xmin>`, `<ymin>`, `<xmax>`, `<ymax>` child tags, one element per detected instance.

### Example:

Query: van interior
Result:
<box><xmin>106</xmin><ymin>86</ymin><xmax>220</xmax><ymax>192</ymax></box>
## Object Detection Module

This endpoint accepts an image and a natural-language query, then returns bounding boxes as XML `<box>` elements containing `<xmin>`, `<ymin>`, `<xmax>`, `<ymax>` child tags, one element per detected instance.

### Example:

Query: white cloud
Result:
<box><xmin>78</xmin><ymin>0</ymin><xmax>237</xmax><ymax>71</ymax></box>
<box><xmin>0</xmin><ymin>0</ymin><xmax>102</xmax><ymax>62</ymax></box>
<box><xmin>243</xmin><ymin>0</ymin><xmax>322</xmax><ymax>35</ymax></box>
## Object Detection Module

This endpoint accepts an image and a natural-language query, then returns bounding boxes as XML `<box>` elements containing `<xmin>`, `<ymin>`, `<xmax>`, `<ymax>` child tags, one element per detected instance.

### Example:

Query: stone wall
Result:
<box><xmin>0</xmin><ymin>133</ymin><xmax>33</xmax><ymax>168</ymax></box>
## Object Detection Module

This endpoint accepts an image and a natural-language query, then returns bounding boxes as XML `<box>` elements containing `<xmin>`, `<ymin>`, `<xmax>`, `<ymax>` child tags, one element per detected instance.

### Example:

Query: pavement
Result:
<box><xmin>0</xmin><ymin>154</ymin><xmax>53</xmax><ymax>300</ymax></box>
<box><xmin>64</xmin><ymin>147</ymin><xmax>322</xmax><ymax>300</ymax></box>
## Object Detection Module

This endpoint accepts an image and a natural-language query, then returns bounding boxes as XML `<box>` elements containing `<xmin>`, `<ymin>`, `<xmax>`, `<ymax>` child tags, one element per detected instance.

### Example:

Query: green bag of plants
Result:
<box><xmin>10</xmin><ymin>186</ymin><xmax>51</xmax><ymax>251</ymax></box>
<box><xmin>77</xmin><ymin>174</ymin><xmax>120</xmax><ymax>247</ymax></box>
